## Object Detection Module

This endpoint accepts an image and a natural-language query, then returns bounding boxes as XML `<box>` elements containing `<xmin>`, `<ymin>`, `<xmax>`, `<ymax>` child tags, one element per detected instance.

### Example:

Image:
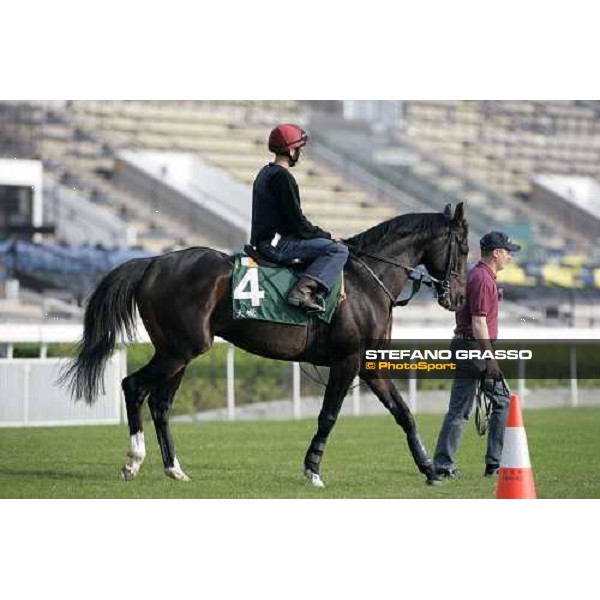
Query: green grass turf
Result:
<box><xmin>0</xmin><ymin>408</ymin><xmax>598</xmax><ymax>498</ymax></box>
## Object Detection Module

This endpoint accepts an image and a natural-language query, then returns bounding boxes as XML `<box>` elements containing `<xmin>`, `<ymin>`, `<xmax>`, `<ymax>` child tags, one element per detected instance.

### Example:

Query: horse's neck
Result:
<box><xmin>369</xmin><ymin>237</ymin><xmax>427</xmax><ymax>301</ymax></box>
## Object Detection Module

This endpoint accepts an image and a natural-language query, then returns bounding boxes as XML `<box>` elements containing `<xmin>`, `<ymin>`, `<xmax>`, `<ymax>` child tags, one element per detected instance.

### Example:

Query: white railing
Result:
<box><xmin>0</xmin><ymin>351</ymin><xmax>126</xmax><ymax>427</ymax></box>
<box><xmin>0</xmin><ymin>323</ymin><xmax>597</xmax><ymax>425</ymax></box>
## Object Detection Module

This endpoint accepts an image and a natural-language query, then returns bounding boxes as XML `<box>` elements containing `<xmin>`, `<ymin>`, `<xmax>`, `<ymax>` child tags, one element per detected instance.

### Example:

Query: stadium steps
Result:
<box><xmin>55</xmin><ymin>158</ymin><xmax>212</xmax><ymax>252</ymax></box>
<box><xmin>303</xmin><ymin>202</ymin><xmax>396</xmax><ymax>218</ymax></box>
<box><xmin>31</xmin><ymin>106</ymin><xmax>225</xmax><ymax>253</ymax></box>
<box><xmin>405</xmin><ymin>100</ymin><xmax>600</xmax><ymax>196</ymax></box>
<box><xmin>302</xmin><ymin>187</ymin><xmax>367</xmax><ymax>203</ymax></box>
<box><xmin>63</xmin><ymin>101</ymin><xmax>392</xmax><ymax>242</ymax></box>
<box><xmin>31</xmin><ymin>101</ymin><xmax>462</xmax><ymax>253</ymax></box>
<box><xmin>398</xmin><ymin>122</ymin><xmax>589</xmax><ymax>257</ymax></box>
<box><xmin>226</xmin><ymin>166</ymin><xmax>342</xmax><ymax>189</ymax></box>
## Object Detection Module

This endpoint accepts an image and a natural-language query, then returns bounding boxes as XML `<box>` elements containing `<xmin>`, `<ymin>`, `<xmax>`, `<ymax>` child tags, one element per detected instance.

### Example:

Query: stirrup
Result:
<box><xmin>288</xmin><ymin>294</ymin><xmax>325</xmax><ymax>313</ymax></box>
<box><xmin>305</xmin><ymin>296</ymin><xmax>326</xmax><ymax>314</ymax></box>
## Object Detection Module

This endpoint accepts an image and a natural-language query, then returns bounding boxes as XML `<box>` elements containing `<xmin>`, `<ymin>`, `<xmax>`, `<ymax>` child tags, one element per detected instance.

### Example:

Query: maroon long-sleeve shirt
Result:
<box><xmin>454</xmin><ymin>261</ymin><xmax>501</xmax><ymax>340</ymax></box>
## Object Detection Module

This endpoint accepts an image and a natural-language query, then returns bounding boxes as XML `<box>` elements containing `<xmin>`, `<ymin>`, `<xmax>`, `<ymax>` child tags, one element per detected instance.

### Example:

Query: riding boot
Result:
<box><xmin>287</xmin><ymin>276</ymin><xmax>325</xmax><ymax>313</ymax></box>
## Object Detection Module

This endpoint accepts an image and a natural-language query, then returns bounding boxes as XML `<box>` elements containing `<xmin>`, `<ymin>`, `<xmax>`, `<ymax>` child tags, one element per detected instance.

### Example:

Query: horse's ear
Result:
<box><xmin>443</xmin><ymin>203</ymin><xmax>452</xmax><ymax>218</ymax></box>
<box><xmin>453</xmin><ymin>202</ymin><xmax>465</xmax><ymax>224</ymax></box>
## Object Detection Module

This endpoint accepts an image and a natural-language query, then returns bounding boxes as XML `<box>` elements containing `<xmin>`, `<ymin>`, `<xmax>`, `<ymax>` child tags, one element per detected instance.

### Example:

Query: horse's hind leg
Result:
<box><xmin>120</xmin><ymin>355</ymin><xmax>185</xmax><ymax>480</ymax></box>
<box><xmin>148</xmin><ymin>367</ymin><xmax>189</xmax><ymax>481</ymax></box>
<box><xmin>361</xmin><ymin>375</ymin><xmax>441</xmax><ymax>486</ymax></box>
<box><xmin>121</xmin><ymin>362</ymin><xmax>153</xmax><ymax>480</ymax></box>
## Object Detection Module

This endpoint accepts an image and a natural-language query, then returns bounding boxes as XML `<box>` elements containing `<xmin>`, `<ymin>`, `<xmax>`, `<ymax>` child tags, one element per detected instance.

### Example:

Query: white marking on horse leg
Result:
<box><xmin>164</xmin><ymin>457</ymin><xmax>191</xmax><ymax>482</ymax></box>
<box><xmin>121</xmin><ymin>432</ymin><xmax>146</xmax><ymax>481</ymax></box>
<box><xmin>304</xmin><ymin>469</ymin><xmax>325</xmax><ymax>488</ymax></box>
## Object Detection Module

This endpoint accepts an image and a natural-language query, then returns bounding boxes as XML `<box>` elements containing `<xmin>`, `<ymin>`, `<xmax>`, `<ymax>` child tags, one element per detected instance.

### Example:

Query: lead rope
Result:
<box><xmin>475</xmin><ymin>374</ymin><xmax>510</xmax><ymax>436</ymax></box>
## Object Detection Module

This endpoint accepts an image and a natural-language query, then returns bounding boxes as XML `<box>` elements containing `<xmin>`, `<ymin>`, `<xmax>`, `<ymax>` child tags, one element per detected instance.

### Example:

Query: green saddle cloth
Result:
<box><xmin>231</xmin><ymin>255</ymin><xmax>342</xmax><ymax>325</ymax></box>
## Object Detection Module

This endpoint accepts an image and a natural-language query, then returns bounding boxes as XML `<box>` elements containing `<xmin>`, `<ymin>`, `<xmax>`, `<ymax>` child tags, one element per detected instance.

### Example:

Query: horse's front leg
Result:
<box><xmin>304</xmin><ymin>355</ymin><xmax>359</xmax><ymax>487</ymax></box>
<box><xmin>361</xmin><ymin>375</ymin><xmax>441</xmax><ymax>486</ymax></box>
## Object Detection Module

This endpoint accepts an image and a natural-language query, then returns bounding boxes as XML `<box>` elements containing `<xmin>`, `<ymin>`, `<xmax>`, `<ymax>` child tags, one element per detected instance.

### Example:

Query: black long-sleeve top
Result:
<box><xmin>250</xmin><ymin>163</ymin><xmax>331</xmax><ymax>246</ymax></box>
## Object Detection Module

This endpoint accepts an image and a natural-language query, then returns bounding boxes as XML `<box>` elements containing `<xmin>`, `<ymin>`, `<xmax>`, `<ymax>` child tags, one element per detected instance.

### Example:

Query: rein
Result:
<box><xmin>343</xmin><ymin>225</ymin><xmax>458</xmax><ymax>307</ymax></box>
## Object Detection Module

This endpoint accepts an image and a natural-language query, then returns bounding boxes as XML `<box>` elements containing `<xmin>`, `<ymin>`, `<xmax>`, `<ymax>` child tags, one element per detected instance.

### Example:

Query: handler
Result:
<box><xmin>433</xmin><ymin>231</ymin><xmax>520</xmax><ymax>478</ymax></box>
<box><xmin>250</xmin><ymin>123</ymin><xmax>349</xmax><ymax>313</ymax></box>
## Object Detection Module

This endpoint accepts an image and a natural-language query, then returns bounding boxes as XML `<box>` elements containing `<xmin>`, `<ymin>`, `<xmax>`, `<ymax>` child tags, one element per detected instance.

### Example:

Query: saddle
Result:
<box><xmin>243</xmin><ymin>243</ymin><xmax>305</xmax><ymax>269</ymax></box>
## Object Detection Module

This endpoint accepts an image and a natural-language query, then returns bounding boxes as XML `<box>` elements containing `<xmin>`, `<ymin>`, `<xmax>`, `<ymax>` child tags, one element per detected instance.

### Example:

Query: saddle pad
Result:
<box><xmin>232</xmin><ymin>255</ymin><xmax>342</xmax><ymax>325</ymax></box>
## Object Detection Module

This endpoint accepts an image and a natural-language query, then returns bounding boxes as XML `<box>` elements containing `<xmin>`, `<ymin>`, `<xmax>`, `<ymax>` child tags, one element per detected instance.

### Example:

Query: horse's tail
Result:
<box><xmin>60</xmin><ymin>257</ymin><xmax>153</xmax><ymax>404</ymax></box>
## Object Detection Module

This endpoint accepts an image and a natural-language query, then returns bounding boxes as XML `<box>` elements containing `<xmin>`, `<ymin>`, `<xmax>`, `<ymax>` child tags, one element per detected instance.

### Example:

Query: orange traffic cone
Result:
<box><xmin>495</xmin><ymin>392</ymin><xmax>536</xmax><ymax>499</ymax></box>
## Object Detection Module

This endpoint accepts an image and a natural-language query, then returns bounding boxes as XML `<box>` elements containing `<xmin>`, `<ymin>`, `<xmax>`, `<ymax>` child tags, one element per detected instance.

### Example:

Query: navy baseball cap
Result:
<box><xmin>480</xmin><ymin>231</ymin><xmax>521</xmax><ymax>252</ymax></box>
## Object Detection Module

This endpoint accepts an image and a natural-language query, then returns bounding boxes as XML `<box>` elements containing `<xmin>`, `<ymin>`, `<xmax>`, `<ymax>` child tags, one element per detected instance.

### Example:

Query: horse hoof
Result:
<box><xmin>164</xmin><ymin>467</ymin><xmax>191</xmax><ymax>482</ymax></box>
<box><xmin>426</xmin><ymin>472</ymin><xmax>444</xmax><ymax>486</ymax></box>
<box><xmin>426</xmin><ymin>477</ymin><xmax>443</xmax><ymax>486</ymax></box>
<box><xmin>121</xmin><ymin>465</ymin><xmax>139</xmax><ymax>481</ymax></box>
<box><xmin>304</xmin><ymin>469</ymin><xmax>325</xmax><ymax>488</ymax></box>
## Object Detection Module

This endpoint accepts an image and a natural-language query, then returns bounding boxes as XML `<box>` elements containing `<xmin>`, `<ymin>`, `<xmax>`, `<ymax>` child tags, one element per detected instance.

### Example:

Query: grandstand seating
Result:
<box><xmin>0</xmin><ymin>238</ymin><xmax>152</xmax><ymax>302</ymax></box>
<box><xmin>310</xmin><ymin>104</ymin><xmax>600</xmax><ymax>282</ymax></box>
<box><xmin>496</xmin><ymin>263</ymin><xmax>537</xmax><ymax>287</ymax></box>
<box><xmin>403</xmin><ymin>100</ymin><xmax>600</xmax><ymax>204</ymax></box>
<box><xmin>394</xmin><ymin>101</ymin><xmax>600</xmax><ymax>261</ymax></box>
<box><xmin>3</xmin><ymin>100</ymin><xmax>600</xmax><ymax>296</ymax></box>
<box><xmin>541</xmin><ymin>263</ymin><xmax>584</xmax><ymax>289</ymax></box>
<box><xmin>26</xmin><ymin>100</ymin><xmax>394</xmax><ymax>245</ymax></box>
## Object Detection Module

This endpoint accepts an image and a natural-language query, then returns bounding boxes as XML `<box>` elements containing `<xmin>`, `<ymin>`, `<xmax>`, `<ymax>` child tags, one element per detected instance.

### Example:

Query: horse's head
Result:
<box><xmin>422</xmin><ymin>203</ymin><xmax>469</xmax><ymax>312</ymax></box>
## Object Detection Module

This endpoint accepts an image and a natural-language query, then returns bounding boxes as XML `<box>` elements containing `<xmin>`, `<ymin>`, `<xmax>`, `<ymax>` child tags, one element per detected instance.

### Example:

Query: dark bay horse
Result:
<box><xmin>62</xmin><ymin>203</ymin><xmax>468</xmax><ymax>487</ymax></box>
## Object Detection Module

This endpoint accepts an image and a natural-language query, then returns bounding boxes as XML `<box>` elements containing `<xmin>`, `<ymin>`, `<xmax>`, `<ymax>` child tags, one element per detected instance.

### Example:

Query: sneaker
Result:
<box><xmin>434</xmin><ymin>467</ymin><xmax>461</xmax><ymax>479</ymax></box>
<box><xmin>484</xmin><ymin>464</ymin><xmax>500</xmax><ymax>477</ymax></box>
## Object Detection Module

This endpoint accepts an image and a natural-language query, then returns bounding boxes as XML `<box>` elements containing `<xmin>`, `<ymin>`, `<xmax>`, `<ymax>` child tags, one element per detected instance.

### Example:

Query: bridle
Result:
<box><xmin>344</xmin><ymin>222</ymin><xmax>461</xmax><ymax>308</ymax></box>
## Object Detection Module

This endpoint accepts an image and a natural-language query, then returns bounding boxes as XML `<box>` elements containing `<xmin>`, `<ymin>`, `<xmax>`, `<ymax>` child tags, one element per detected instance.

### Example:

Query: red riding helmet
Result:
<box><xmin>268</xmin><ymin>124</ymin><xmax>308</xmax><ymax>154</ymax></box>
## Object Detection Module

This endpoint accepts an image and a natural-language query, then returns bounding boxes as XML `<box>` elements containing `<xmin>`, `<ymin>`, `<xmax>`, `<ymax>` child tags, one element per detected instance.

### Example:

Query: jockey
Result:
<box><xmin>250</xmin><ymin>123</ymin><xmax>349</xmax><ymax>313</ymax></box>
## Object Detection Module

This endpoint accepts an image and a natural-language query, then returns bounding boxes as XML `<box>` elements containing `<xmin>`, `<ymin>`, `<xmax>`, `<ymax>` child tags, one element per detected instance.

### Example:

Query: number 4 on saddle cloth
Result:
<box><xmin>232</xmin><ymin>255</ymin><xmax>344</xmax><ymax>325</ymax></box>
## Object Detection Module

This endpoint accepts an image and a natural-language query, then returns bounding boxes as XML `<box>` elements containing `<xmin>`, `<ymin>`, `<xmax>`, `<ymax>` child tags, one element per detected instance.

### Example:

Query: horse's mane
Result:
<box><xmin>345</xmin><ymin>212</ymin><xmax>447</xmax><ymax>253</ymax></box>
